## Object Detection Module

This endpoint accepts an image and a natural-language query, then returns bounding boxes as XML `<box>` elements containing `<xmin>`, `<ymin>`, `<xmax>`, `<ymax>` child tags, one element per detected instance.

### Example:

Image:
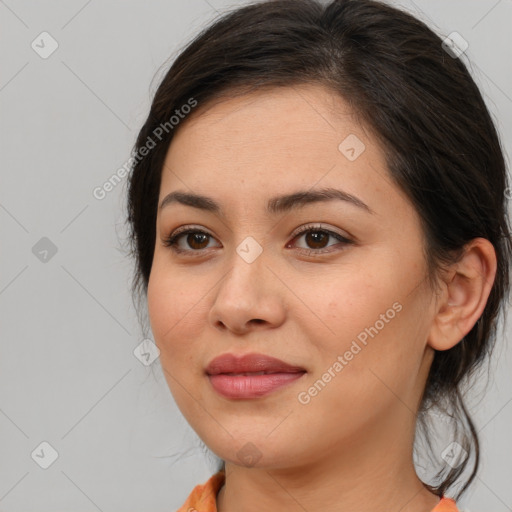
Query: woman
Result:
<box><xmin>124</xmin><ymin>0</ymin><xmax>512</xmax><ymax>511</ymax></box>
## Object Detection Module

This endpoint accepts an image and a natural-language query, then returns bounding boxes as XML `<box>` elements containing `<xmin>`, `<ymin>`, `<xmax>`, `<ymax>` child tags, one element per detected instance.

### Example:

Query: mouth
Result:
<box><xmin>205</xmin><ymin>352</ymin><xmax>306</xmax><ymax>375</ymax></box>
<box><xmin>205</xmin><ymin>352</ymin><xmax>306</xmax><ymax>399</ymax></box>
<box><xmin>207</xmin><ymin>371</ymin><xmax>306</xmax><ymax>399</ymax></box>
<box><xmin>220</xmin><ymin>371</ymin><xmax>298</xmax><ymax>376</ymax></box>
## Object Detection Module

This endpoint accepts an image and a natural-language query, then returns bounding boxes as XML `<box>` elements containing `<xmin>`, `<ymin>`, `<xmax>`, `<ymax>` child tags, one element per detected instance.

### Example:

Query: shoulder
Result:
<box><xmin>176</xmin><ymin>470</ymin><xmax>226</xmax><ymax>512</ymax></box>
<box><xmin>431</xmin><ymin>497</ymin><xmax>460</xmax><ymax>512</ymax></box>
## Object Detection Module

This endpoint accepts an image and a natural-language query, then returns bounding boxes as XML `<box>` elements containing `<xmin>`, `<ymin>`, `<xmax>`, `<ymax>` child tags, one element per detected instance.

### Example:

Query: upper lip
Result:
<box><xmin>205</xmin><ymin>353</ymin><xmax>306</xmax><ymax>375</ymax></box>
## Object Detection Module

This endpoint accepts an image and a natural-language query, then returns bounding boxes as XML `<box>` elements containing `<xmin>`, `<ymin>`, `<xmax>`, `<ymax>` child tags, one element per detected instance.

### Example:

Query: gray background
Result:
<box><xmin>0</xmin><ymin>1</ymin><xmax>511</xmax><ymax>511</ymax></box>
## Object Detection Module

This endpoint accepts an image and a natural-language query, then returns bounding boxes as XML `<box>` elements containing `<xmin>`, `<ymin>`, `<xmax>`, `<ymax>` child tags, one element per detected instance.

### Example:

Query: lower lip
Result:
<box><xmin>208</xmin><ymin>372</ymin><xmax>306</xmax><ymax>399</ymax></box>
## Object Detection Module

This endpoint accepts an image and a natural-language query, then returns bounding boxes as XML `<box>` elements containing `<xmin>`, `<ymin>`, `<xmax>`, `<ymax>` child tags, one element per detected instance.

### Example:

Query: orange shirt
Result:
<box><xmin>176</xmin><ymin>470</ymin><xmax>459</xmax><ymax>512</ymax></box>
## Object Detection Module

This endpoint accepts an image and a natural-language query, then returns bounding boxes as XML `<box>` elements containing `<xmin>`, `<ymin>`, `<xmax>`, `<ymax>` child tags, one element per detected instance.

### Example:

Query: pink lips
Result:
<box><xmin>205</xmin><ymin>353</ymin><xmax>306</xmax><ymax>399</ymax></box>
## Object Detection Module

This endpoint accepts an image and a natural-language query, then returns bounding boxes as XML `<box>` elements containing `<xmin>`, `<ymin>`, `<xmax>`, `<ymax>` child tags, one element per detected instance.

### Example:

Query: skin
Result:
<box><xmin>147</xmin><ymin>84</ymin><xmax>497</xmax><ymax>512</ymax></box>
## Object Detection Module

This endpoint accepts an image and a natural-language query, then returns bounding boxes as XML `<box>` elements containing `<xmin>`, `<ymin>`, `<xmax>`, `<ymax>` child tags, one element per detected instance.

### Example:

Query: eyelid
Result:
<box><xmin>170</xmin><ymin>224</ymin><xmax>214</xmax><ymax>238</ymax></box>
<box><xmin>290</xmin><ymin>222</ymin><xmax>351</xmax><ymax>241</ymax></box>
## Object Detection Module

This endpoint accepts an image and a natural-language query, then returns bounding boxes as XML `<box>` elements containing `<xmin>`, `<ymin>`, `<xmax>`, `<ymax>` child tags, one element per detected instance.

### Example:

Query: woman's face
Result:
<box><xmin>147</xmin><ymin>84</ymin><xmax>438</xmax><ymax>469</ymax></box>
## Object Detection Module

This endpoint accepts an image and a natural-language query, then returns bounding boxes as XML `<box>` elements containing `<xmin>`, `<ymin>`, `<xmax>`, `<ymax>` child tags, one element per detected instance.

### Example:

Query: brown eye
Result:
<box><xmin>163</xmin><ymin>228</ymin><xmax>220</xmax><ymax>253</ymax></box>
<box><xmin>186</xmin><ymin>232</ymin><xmax>210</xmax><ymax>250</ymax></box>
<box><xmin>303</xmin><ymin>231</ymin><xmax>330</xmax><ymax>249</ymax></box>
<box><xmin>288</xmin><ymin>226</ymin><xmax>353</xmax><ymax>255</ymax></box>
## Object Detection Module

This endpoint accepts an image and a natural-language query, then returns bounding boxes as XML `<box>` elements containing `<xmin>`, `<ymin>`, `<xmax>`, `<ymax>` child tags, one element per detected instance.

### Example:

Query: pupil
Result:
<box><xmin>189</xmin><ymin>233</ymin><xmax>208</xmax><ymax>249</ymax></box>
<box><xmin>306</xmin><ymin>231</ymin><xmax>327</xmax><ymax>249</ymax></box>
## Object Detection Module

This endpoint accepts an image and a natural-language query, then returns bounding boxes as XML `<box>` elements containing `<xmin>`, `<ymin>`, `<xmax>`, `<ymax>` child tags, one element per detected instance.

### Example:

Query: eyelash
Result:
<box><xmin>162</xmin><ymin>223</ymin><xmax>354</xmax><ymax>257</ymax></box>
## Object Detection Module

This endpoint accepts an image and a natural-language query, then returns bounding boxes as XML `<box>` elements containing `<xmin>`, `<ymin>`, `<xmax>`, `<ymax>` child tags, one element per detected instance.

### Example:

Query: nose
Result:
<box><xmin>208</xmin><ymin>246</ymin><xmax>286</xmax><ymax>335</ymax></box>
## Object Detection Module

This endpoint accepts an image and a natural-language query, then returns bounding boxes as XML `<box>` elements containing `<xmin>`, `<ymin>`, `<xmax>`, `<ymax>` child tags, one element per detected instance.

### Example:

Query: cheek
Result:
<box><xmin>147</xmin><ymin>261</ymin><xmax>207</xmax><ymax>358</ymax></box>
<box><xmin>302</xmin><ymin>261</ymin><xmax>427</xmax><ymax>372</ymax></box>
<box><xmin>147</xmin><ymin>265</ymin><xmax>210</xmax><ymax>410</ymax></box>
<box><xmin>304</xmin><ymin>267</ymin><xmax>398</xmax><ymax>338</ymax></box>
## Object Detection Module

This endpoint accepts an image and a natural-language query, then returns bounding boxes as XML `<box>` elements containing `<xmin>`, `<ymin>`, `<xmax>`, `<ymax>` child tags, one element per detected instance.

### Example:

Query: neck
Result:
<box><xmin>216</xmin><ymin>405</ymin><xmax>440</xmax><ymax>512</ymax></box>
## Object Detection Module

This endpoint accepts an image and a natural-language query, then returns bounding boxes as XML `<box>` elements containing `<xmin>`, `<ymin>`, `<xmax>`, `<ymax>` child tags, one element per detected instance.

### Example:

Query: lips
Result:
<box><xmin>205</xmin><ymin>352</ymin><xmax>306</xmax><ymax>376</ymax></box>
<box><xmin>205</xmin><ymin>352</ymin><xmax>307</xmax><ymax>399</ymax></box>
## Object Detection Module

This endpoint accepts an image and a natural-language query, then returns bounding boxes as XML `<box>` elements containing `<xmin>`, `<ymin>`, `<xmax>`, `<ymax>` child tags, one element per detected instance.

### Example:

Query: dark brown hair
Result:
<box><xmin>123</xmin><ymin>0</ymin><xmax>512</xmax><ymax>500</ymax></box>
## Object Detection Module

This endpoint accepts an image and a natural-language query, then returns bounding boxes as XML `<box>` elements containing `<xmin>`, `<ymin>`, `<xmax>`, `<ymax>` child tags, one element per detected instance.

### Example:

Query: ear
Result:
<box><xmin>427</xmin><ymin>238</ymin><xmax>497</xmax><ymax>351</ymax></box>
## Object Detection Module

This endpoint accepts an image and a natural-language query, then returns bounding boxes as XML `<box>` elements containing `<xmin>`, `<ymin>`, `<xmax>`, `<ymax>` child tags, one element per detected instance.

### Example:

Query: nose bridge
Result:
<box><xmin>220</xmin><ymin>234</ymin><xmax>268</xmax><ymax>303</ymax></box>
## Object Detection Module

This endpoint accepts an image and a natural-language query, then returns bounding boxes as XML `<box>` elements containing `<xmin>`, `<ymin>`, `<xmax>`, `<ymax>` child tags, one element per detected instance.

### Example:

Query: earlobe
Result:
<box><xmin>427</xmin><ymin>238</ymin><xmax>497</xmax><ymax>352</ymax></box>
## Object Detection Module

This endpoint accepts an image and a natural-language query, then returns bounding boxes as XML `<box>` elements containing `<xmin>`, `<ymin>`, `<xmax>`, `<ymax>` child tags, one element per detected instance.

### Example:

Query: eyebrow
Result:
<box><xmin>159</xmin><ymin>187</ymin><xmax>374</xmax><ymax>215</ymax></box>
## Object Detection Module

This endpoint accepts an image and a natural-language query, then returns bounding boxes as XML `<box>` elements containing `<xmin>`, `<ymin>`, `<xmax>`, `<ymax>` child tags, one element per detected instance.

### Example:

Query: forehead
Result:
<box><xmin>172</xmin><ymin>85</ymin><xmax>361</xmax><ymax>147</ymax></box>
<box><xmin>161</xmin><ymin>85</ymin><xmax>386</xmax><ymax>188</ymax></box>
<box><xmin>157</xmin><ymin>85</ymin><xmax>423</xmax><ymax>245</ymax></box>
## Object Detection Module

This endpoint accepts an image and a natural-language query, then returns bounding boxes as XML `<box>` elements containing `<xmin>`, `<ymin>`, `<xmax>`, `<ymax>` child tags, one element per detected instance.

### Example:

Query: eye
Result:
<box><xmin>287</xmin><ymin>224</ymin><xmax>353</xmax><ymax>255</ymax></box>
<box><xmin>162</xmin><ymin>227</ymin><xmax>220</xmax><ymax>254</ymax></box>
